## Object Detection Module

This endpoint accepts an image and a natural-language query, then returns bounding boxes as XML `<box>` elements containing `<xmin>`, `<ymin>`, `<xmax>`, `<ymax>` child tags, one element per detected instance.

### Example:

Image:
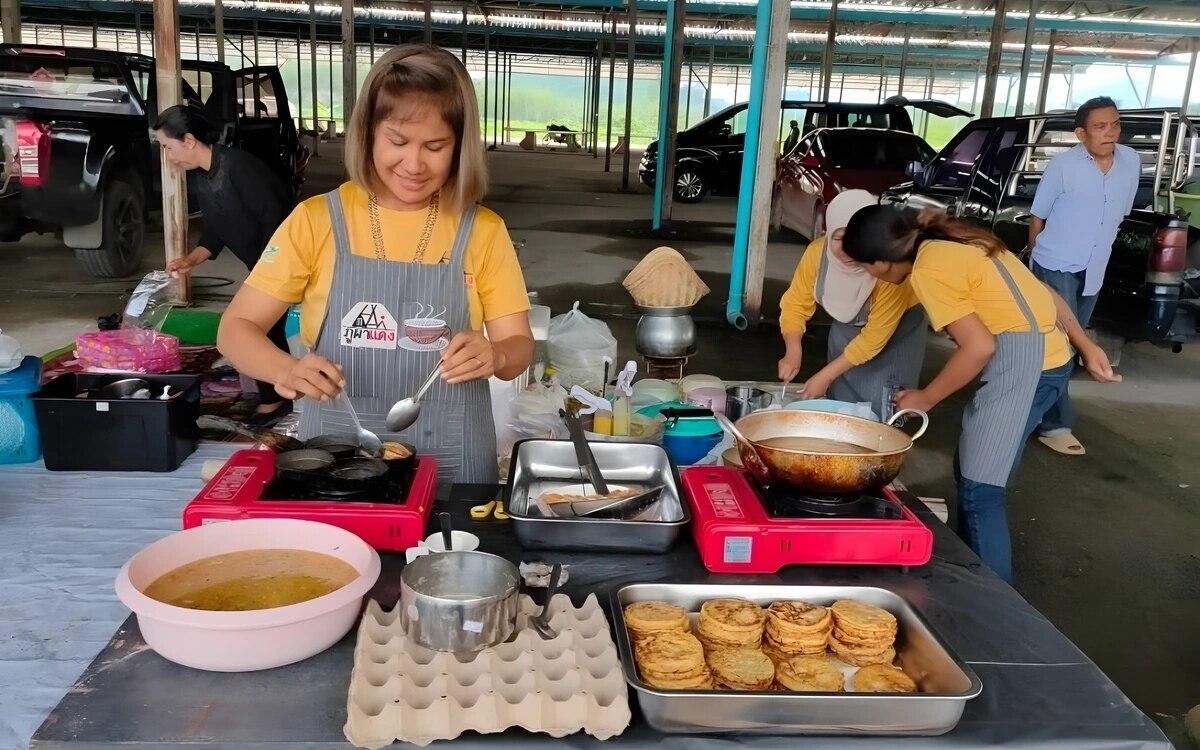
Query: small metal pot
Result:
<box><xmin>400</xmin><ymin>551</ymin><xmax>520</xmax><ymax>653</ymax></box>
<box><xmin>725</xmin><ymin>386</ymin><xmax>774</xmax><ymax>421</ymax></box>
<box><xmin>275</xmin><ymin>449</ymin><xmax>336</xmax><ymax>483</ymax></box>
<box><xmin>304</xmin><ymin>434</ymin><xmax>358</xmax><ymax>460</ymax></box>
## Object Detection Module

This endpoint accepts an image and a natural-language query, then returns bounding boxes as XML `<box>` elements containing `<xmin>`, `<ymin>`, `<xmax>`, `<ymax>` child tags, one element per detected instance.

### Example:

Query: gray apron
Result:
<box><xmin>816</xmin><ymin>252</ymin><xmax>928</xmax><ymax>418</ymax></box>
<box><xmin>957</xmin><ymin>259</ymin><xmax>1046</xmax><ymax>487</ymax></box>
<box><xmin>297</xmin><ymin>192</ymin><xmax>498</xmax><ymax>486</ymax></box>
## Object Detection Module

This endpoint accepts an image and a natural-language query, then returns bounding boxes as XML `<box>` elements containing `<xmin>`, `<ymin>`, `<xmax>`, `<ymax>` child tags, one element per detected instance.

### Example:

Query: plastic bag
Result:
<box><xmin>0</xmin><ymin>328</ymin><xmax>22</xmax><ymax>374</ymax></box>
<box><xmin>547</xmin><ymin>302</ymin><xmax>616</xmax><ymax>391</ymax></box>
<box><xmin>121</xmin><ymin>271</ymin><xmax>175</xmax><ymax>338</ymax></box>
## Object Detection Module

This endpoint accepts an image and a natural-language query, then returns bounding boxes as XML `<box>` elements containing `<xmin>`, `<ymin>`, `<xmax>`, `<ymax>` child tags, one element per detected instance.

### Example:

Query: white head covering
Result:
<box><xmin>818</xmin><ymin>189</ymin><xmax>879</xmax><ymax>324</ymax></box>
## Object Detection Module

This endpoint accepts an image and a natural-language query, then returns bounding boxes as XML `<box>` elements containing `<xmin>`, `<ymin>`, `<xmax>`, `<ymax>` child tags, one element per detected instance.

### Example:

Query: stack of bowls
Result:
<box><xmin>678</xmin><ymin>374</ymin><xmax>726</xmax><ymax>415</ymax></box>
<box><xmin>638</xmin><ymin>402</ymin><xmax>723</xmax><ymax>466</ymax></box>
<box><xmin>631</xmin><ymin>378</ymin><xmax>682</xmax><ymax>409</ymax></box>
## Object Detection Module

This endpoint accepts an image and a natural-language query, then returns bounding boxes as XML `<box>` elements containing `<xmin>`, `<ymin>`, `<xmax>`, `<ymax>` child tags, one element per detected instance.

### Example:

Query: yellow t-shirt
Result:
<box><xmin>245</xmin><ymin>181</ymin><xmax>530</xmax><ymax>348</ymax></box>
<box><xmin>779</xmin><ymin>237</ymin><xmax>920</xmax><ymax>366</ymax></box>
<box><xmin>910</xmin><ymin>240</ymin><xmax>1070</xmax><ymax>371</ymax></box>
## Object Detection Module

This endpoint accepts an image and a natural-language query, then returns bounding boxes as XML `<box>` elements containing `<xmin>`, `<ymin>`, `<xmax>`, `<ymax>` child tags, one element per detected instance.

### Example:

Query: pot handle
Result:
<box><xmin>887</xmin><ymin>409</ymin><xmax>929</xmax><ymax>441</ymax></box>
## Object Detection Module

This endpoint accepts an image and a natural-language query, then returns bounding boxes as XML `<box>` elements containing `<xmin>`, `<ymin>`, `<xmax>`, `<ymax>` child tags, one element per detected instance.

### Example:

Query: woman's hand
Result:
<box><xmin>441</xmin><ymin>330</ymin><xmax>500</xmax><ymax>384</ymax></box>
<box><xmin>800</xmin><ymin>372</ymin><xmax>832</xmax><ymax>401</ymax></box>
<box><xmin>275</xmin><ymin>353</ymin><xmax>345</xmax><ymax>400</ymax></box>
<box><xmin>1079</xmin><ymin>343</ymin><xmax>1122</xmax><ymax>383</ymax></box>
<box><xmin>778</xmin><ymin>349</ymin><xmax>802</xmax><ymax>383</ymax></box>
<box><xmin>896</xmin><ymin>388</ymin><xmax>938</xmax><ymax>413</ymax></box>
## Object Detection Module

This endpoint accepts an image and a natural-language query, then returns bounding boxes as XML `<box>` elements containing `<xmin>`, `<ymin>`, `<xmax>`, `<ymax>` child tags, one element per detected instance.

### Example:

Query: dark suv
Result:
<box><xmin>886</xmin><ymin>110</ymin><xmax>1198</xmax><ymax>351</ymax></box>
<box><xmin>0</xmin><ymin>45</ymin><xmax>306</xmax><ymax>278</ymax></box>
<box><xmin>639</xmin><ymin>96</ymin><xmax>971</xmax><ymax>203</ymax></box>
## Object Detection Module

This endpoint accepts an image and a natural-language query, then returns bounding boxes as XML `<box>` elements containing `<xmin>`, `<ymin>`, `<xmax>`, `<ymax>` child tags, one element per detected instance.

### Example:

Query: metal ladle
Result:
<box><xmin>385</xmin><ymin>363</ymin><xmax>443</xmax><ymax>432</ymax></box>
<box><xmin>712</xmin><ymin>411</ymin><xmax>773</xmax><ymax>486</ymax></box>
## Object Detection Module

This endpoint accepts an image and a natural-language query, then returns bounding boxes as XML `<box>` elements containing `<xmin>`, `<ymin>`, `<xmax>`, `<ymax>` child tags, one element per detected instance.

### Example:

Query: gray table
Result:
<box><xmin>31</xmin><ymin>486</ymin><xmax>1169</xmax><ymax>749</ymax></box>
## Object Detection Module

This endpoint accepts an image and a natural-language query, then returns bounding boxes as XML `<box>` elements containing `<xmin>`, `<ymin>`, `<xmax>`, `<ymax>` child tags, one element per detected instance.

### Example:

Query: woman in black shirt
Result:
<box><xmin>153</xmin><ymin>104</ymin><xmax>294</xmax><ymax>426</ymax></box>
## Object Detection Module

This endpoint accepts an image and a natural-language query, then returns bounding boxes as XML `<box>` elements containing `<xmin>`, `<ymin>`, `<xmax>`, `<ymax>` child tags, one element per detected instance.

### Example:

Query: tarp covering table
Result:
<box><xmin>2</xmin><ymin>455</ymin><xmax>1170</xmax><ymax>749</ymax></box>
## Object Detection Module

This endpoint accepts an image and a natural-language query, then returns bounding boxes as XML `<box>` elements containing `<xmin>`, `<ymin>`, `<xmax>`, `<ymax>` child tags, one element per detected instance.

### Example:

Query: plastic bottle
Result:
<box><xmin>593</xmin><ymin>409</ymin><xmax>614</xmax><ymax>436</ymax></box>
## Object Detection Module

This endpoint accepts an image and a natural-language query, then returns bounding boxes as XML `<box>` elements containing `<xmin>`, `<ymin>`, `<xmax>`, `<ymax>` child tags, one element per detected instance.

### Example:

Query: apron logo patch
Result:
<box><xmin>400</xmin><ymin>303</ymin><xmax>450</xmax><ymax>352</ymax></box>
<box><xmin>341</xmin><ymin>302</ymin><xmax>399</xmax><ymax>349</ymax></box>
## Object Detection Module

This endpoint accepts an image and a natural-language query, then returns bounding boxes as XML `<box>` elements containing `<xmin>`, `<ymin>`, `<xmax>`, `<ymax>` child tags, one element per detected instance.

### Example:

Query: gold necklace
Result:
<box><xmin>367</xmin><ymin>191</ymin><xmax>441</xmax><ymax>262</ymax></box>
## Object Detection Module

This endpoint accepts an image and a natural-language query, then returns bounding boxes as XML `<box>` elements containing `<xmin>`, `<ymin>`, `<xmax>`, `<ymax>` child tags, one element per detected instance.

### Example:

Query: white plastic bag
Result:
<box><xmin>547</xmin><ymin>302</ymin><xmax>617</xmax><ymax>391</ymax></box>
<box><xmin>0</xmin><ymin>328</ymin><xmax>22</xmax><ymax>374</ymax></box>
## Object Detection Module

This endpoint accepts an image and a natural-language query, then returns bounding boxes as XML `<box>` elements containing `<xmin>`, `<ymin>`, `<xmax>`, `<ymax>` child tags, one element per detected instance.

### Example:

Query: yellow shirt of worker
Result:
<box><xmin>779</xmin><ymin>236</ymin><xmax>920</xmax><ymax>366</ymax></box>
<box><xmin>910</xmin><ymin>240</ymin><xmax>1070</xmax><ymax>371</ymax></box>
<box><xmin>245</xmin><ymin>182</ymin><xmax>530</xmax><ymax>348</ymax></box>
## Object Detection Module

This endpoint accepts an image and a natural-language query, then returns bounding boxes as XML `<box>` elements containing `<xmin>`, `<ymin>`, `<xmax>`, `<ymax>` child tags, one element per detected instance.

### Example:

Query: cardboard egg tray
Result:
<box><xmin>344</xmin><ymin>593</ymin><xmax>632</xmax><ymax>749</ymax></box>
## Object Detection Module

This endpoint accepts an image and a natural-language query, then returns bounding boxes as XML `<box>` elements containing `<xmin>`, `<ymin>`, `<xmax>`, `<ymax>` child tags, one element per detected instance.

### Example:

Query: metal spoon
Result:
<box><xmin>335</xmin><ymin>390</ymin><xmax>382</xmax><ymax>457</ymax></box>
<box><xmin>712</xmin><ymin>411</ymin><xmax>773</xmax><ymax>486</ymax></box>
<box><xmin>386</xmin><ymin>363</ymin><xmax>443</xmax><ymax>432</ymax></box>
<box><xmin>531</xmin><ymin>563</ymin><xmax>563</xmax><ymax>640</ymax></box>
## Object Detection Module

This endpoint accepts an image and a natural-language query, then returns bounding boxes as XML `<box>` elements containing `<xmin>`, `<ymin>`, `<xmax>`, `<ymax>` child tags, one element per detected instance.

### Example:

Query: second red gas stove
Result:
<box><xmin>681</xmin><ymin>466</ymin><xmax>933</xmax><ymax>573</ymax></box>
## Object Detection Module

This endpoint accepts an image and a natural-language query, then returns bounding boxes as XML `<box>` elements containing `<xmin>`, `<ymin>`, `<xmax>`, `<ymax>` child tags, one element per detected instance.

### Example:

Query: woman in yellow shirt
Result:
<box><xmin>841</xmin><ymin>205</ymin><xmax>1119</xmax><ymax>582</ymax></box>
<box><xmin>217</xmin><ymin>45</ymin><xmax>534</xmax><ymax>485</ymax></box>
<box><xmin>778</xmin><ymin>190</ymin><xmax>926</xmax><ymax>418</ymax></box>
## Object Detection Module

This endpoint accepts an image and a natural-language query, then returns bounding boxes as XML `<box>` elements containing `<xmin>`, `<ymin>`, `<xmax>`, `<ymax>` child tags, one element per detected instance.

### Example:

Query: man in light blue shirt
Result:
<box><xmin>1028</xmin><ymin>96</ymin><xmax>1139</xmax><ymax>456</ymax></box>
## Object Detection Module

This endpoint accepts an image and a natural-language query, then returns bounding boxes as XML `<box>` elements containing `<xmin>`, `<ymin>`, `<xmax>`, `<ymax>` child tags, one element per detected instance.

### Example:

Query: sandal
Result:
<box><xmin>1038</xmin><ymin>432</ymin><xmax>1086</xmax><ymax>456</ymax></box>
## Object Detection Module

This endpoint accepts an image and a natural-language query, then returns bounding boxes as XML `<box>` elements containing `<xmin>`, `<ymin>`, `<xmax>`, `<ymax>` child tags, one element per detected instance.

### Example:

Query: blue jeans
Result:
<box><xmin>1030</xmin><ymin>262</ymin><xmax>1098</xmax><ymax>435</ymax></box>
<box><xmin>954</xmin><ymin>362</ymin><xmax>1072</xmax><ymax>583</ymax></box>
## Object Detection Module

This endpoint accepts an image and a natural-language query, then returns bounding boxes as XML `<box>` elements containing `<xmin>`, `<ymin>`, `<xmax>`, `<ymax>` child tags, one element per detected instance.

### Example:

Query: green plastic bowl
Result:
<box><xmin>637</xmin><ymin>401</ymin><xmax>721</xmax><ymax>437</ymax></box>
<box><xmin>159</xmin><ymin>309</ymin><xmax>222</xmax><ymax>346</ymax></box>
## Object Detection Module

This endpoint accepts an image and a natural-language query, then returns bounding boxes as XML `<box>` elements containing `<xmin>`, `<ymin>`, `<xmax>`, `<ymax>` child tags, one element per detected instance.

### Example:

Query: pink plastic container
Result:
<box><xmin>115</xmin><ymin>518</ymin><xmax>381</xmax><ymax>672</ymax></box>
<box><xmin>75</xmin><ymin>330</ymin><xmax>181</xmax><ymax>373</ymax></box>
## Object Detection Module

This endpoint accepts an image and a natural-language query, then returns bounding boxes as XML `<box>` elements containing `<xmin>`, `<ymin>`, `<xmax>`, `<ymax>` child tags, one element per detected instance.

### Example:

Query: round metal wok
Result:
<box><xmin>733</xmin><ymin>409</ymin><xmax>929</xmax><ymax>494</ymax></box>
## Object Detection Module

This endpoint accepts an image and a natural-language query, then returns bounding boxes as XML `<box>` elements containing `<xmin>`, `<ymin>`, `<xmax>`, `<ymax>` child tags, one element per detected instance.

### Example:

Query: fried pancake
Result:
<box><xmin>852</xmin><ymin>664</ymin><xmax>918</xmax><ymax>693</ymax></box>
<box><xmin>706</xmin><ymin>648</ymin><xmax>775</xmax><ymax>691</ymax></box>
<box><xmin>624</xmin><ymin>601</ymin><xmax>689</xmax><ymax>639</ymax></box>
<box><xmin>775</xmin><ymin>654</ymin><xmax>845</xmax><ymax>692</ymax></box>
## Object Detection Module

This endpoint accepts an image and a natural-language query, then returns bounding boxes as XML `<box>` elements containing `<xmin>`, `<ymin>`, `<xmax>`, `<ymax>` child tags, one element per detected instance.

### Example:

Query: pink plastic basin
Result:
<box><xmin>115</xmin><ymin>518</ymin><xmax>381</xmax><ymax>672</ymax></box>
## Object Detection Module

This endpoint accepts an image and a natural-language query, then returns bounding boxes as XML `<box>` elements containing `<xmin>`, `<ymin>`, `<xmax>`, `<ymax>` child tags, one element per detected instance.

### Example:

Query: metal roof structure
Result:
<box><xmin>15</xmin><ymin>0</ymin><xmax>1200</xmax><ymax>68</ymax></box>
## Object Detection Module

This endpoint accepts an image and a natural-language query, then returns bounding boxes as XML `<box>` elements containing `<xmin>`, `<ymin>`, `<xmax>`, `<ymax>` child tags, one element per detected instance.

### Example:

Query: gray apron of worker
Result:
<box><xmin>816</xmin><ymin>251</ymin><xmax>928</xmax><ymax>418</ymax></box>
<box><xmin>957</xmin><ymin>259</ymin><xmax>1046</xmax><ymax>488</ymax></box>
<box><xmin>297</xmin><ymin>192</ymin><xmax>498</xmax><ymax>486</ymax></box>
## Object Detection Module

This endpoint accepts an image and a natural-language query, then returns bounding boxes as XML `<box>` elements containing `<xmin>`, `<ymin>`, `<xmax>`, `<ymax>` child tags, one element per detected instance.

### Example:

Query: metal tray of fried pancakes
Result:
<box><xmin>612</xmin><ymin>583</ymin><xmax>982</xmax><ymax>735</ymax></box>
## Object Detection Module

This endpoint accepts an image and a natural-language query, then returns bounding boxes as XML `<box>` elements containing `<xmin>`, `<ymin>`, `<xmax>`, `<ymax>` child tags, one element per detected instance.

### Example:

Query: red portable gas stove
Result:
<box><xmin>183</xmin><ymin>449</ymin><xmax>437</xmax><ymax>551</ymax></box>
<box><xmin>681</xmin><ymin>466</ymin><xmax>933</xmax><ymax>573</ymax></box>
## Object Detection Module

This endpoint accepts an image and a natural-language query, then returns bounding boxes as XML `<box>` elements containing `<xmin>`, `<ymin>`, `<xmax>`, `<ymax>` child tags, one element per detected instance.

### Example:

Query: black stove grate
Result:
<box><xmin>755</xmin><ymin>484</ymin><xmax>905</xmax><ymax>520</ymax></box>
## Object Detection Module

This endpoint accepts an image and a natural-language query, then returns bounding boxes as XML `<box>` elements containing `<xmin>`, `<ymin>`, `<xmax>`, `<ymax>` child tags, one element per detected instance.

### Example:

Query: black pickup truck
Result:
<box><xmin>886</xmin><ymin>110</ymin><xmax>1199</xmax><ymax>355</ymax></box>
<box><xmin>0</xmin><ymin>45</ymin><xmax>307</xmax><ymax>278</ymax></box>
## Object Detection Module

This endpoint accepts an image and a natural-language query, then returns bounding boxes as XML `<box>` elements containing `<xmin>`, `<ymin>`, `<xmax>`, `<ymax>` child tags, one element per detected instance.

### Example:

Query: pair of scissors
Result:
<box><xmin>470</xmin><ymin>495</ymin><xmax>509</xmax><ymax>521</ymax></box>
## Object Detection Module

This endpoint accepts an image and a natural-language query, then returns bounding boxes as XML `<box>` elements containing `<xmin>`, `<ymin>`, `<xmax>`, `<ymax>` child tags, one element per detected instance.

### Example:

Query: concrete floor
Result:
<box><xmin>0</xmin><ymin>142</ymin><xmax>1197</xmax><ymax>745</ymax></box>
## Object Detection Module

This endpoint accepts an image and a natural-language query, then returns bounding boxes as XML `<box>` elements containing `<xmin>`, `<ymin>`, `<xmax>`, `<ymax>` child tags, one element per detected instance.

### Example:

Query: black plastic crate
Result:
<box><xmin>33</xmin><ymin>373</ymin><xmax>202</xmax><ymax>472</ymax></box>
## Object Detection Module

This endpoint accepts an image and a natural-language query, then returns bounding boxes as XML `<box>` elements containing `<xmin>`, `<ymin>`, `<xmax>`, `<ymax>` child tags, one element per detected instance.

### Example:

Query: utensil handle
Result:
<box><xmin>887</xmin><ymin>409</ymin><xmax>929</xmax><ymax>441</ymax></box>
<box><xmin>337</xmin><ymin>390</ymin><xmax>365</xmax><ymax>432</ymax></box>
<box><xmin>413</xmin><ymin>364</ymin><xmax>443</xmax><ymax>403</ymax></box>
<box><xmin>560</xmin><ymin>409</ymin><xmax>609</xmax><ymax>495</ymax></box>
<box><xmin>439</xmin><ymin>512</ymin><xmax>453</xmax><ymax>551</ymax></box>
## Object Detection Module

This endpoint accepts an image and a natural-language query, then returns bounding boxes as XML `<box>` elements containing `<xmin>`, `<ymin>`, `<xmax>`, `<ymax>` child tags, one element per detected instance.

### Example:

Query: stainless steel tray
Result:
<box><xmin>612</xmin><ymin>583</ymin><xmax>982</xmax><ymax>735</ymax></box>
<box><xmin>505</xmin><ymin>439</ymin><xmax>689</xmax><ymax>553</ymax></box>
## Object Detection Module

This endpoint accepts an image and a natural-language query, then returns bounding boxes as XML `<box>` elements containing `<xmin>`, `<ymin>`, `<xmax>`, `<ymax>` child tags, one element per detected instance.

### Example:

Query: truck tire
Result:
<box><xmin>73</xmin><ymin>179</ymin><xmax>145</xmax><ymax>278</ymax></box>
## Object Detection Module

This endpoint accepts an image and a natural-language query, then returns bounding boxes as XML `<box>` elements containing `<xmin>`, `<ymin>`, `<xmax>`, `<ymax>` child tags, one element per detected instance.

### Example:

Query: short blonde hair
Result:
<box><xmin>345</xmin><ymin>45</ymin><xmax>487</xmax><ymax>214</ymax></box>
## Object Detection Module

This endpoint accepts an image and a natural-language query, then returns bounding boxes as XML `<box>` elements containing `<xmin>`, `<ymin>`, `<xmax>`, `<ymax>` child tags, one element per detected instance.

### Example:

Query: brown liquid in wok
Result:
<box><xmin>755</xmin><ymin>436</ymin><xmax>878</xmax><ymax>455</ymax></box>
